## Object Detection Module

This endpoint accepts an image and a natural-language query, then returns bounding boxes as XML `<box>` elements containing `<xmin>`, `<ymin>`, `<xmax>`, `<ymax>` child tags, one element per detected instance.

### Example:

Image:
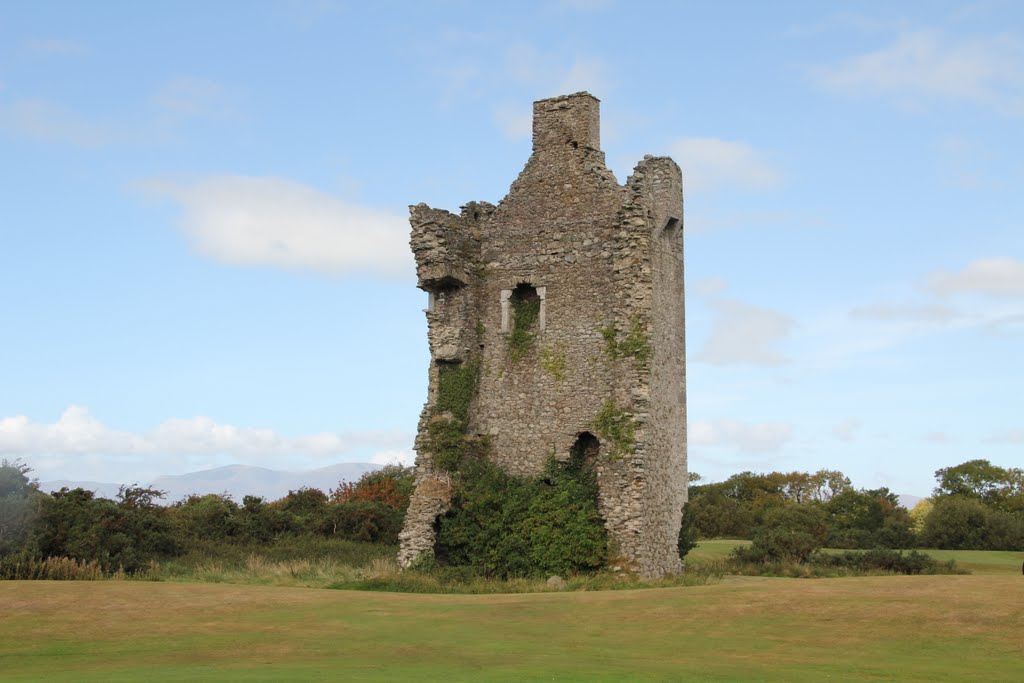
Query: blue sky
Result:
<box><xmin>1</xmin><ymin>0</ymin><xmax>1021</xmax><ymax>495</ymax></box>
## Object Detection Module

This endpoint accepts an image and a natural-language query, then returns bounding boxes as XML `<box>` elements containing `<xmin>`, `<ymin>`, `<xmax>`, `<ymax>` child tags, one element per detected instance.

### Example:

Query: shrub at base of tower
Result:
<box><xmin>435</xmin><ymin>455</ymin><xmax>608</xmax><ymax>578</ymax></box>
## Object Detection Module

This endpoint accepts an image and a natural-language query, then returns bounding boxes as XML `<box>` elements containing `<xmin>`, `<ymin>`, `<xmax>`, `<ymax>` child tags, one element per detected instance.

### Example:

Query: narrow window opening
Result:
<box><xmin>424</xmin><ymin>276</ymin><xmax>465</xmax><ymax>313</ymax></box>
<box><xmin>510</xmin><ymin>283</ymin><xmax>541</xmax><ymax>336</ymax></box>
<box><xmin>502</xmin><ymin>283</ymin><xmax>547</xmax><ymax>333</ymax></box>
<box><xmin>662</xmin><ymin>216</ymin><xmax>680</xmax><ymax>235</ymax></box>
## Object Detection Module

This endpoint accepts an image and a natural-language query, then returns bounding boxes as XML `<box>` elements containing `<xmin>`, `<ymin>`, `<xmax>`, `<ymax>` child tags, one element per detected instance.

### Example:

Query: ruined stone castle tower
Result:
<box><xmin>398</xmin><ymin>92</ymin><xmax>687</xmax><ymax>577</ymax></box>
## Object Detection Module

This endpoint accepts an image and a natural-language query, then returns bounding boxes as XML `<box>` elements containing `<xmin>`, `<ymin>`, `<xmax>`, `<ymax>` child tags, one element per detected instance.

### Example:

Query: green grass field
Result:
<box><xmin>690</xmin><ymin>539</ymin><xmax>1023</xmax><ymax>575</ymax></box>
<box><xmin>3</xmin><ymin>572</ymin><xmax>1023</xmax><ymax>681</ymax></box>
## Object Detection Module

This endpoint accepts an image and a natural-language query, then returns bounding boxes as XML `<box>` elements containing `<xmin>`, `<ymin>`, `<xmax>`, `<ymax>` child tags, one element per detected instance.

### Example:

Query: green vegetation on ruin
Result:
<box><xmin>508</xmin><ymin>296</ymin><xmax>540</xmax><ymax>362</ymax></box>
<box><xmin>540</xmin><ymin>345</ymin><xmax>567</xmax><ymax>380</ymax></box>
<box><xmin>425</xmin><ymin>359</ymin><xmax>480</xmax><ymax>471</ymax></box>
<box><xmin>432</xmin><ymin>453</ymin><xmax>608</xmax><ymax>579</ymax></box>
<box><xmin>591</xmin><ymin>399</ymin><xmax>637</xmax><ymax>460</ymax></box>
<box><xmin>599</xmin><ymin>317</ymin><xmax>651</xmax><ymax>364</ymax></box>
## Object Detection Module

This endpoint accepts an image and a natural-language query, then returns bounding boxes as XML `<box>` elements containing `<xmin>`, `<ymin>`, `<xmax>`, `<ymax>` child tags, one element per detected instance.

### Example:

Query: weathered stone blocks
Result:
<box><xmin>398</xmin><ymin>92</ymin><xmax>687</xmax><ymax>577</ymax></box>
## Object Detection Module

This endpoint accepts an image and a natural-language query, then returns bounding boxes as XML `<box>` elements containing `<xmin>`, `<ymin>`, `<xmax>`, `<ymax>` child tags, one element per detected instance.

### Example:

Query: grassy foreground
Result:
<box><xmin>2</xmin><ymin>575</ymin><xmax>1023</xmax><ymax>681</ymax></box>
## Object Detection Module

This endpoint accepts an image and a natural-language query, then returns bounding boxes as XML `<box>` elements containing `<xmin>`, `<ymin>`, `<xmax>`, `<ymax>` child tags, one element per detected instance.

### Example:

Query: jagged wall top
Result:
<box><xmin>532</xmin><ymin>92</ymin><xmax>600</xmax><ymax>153</ymax></box>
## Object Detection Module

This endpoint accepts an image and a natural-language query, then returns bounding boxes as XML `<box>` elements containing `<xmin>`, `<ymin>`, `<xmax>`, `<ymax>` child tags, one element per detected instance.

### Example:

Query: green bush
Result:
<box><xmin>813</xmin><ymin>549</ymin><xmax>958</xmax><ymax>575</ymax></box>
<box><xmin>435</xmin><ymin>455</ymin><xmax>608</xmax><ymax>578</ymax></box>
<box><xmin>733</xmin><ymin>505</ymin><xmax>828</xmax><ymax>563</ymax></box>
<box><xmin>0</xmin><ymin>459</ymin><xmax>42</xmax><ymax>558</ymax></box>
<box><xmin>170</xmin><ymin>493</ymin><xmax>241</xmax><ymax>542</ymax></box>
<box><xmin>678</xmin><ymin>502</ymin><xmax>698</xmax><ymax>559</ymax></box>
<box><xmin>328</xmin><ymin>501</ymin><xmax>404</xmax><ymax>544</ymax></box>
<box><xmin>32</xmin><ymin>486</ymin><xmax>177</xmax><ymax>573</ymax></box>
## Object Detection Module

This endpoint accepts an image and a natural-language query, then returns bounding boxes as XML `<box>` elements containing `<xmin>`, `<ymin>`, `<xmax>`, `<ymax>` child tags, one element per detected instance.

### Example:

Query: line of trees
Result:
<box><xmin>0</xmin><ymin>460</ymin><xmax>415</xmax><ymax>574</ymax></box>
<box><xmin>683</xmin><ymin>459</ymin><xmax>1024</xmax><ymax>553</ymax></box>
<box><xmin>2</xmin><ymin>457</ymin><xmax>1022</xmax><ymax>578</ymax></box>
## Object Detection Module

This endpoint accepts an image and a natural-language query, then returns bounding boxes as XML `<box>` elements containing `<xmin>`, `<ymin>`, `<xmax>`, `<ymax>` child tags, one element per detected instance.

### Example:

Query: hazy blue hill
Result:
<box><xmin>41</xmin><ymin>462</ymin><xmax>380</xmax><ymax>504</ymax></box>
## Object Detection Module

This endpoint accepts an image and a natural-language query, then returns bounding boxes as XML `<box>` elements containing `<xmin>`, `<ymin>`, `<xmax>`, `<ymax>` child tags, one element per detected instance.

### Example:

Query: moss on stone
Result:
<box><xmin>592</xmin><ymin>400</ymin><xmax>637</xmax><ymax>461</ymax></box>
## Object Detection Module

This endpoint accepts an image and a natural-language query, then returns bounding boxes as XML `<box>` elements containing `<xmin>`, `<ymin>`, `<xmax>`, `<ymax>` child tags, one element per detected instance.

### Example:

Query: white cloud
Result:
<box><xmin>832</xmin><ymin>418</ymin><xmax>862</xmax><ymax>443</ymax></box>
<box><xmin>985</xmin><ymin>429</ymin><xmax>1024</xmax><ymax>444</ymax></box>
<box><xmin>493</xmin><ymin>103</ymin><xmax>532</xmax><ymax>139</ymax></box>
<box><xmin>151</xmin><ymin>77</ymin><xmax>230</xmax><ymax>119</ymax></box>
<box><xmin>690</xmin><ymin>419</ymin><xmax>794</xmax><ymax>452</ymax></box>
<box><xmin>0</xmin><ymin>405</ymin><xmax>412</xmax><ymax>463</ymax></box>
<box><xmin>371</xmin><ymin>449</ymin><xmax>416</xmax><ymax>467</ymax></box>
<box><xmin>557</xmin><ymin>56</ymin><xmax>611</xmax><ymax>96</ymax></box>
<box><xmin>929</xmin><ymin>257</ymin><xmax>1024</xmax><ymax>298</ymax></box>
<box><xmin>814</xmin><ymin>29</ymin><xmax>1024</xmax><ymax>113</ymax></box>
<box><xmin>669</xmin><ymin>138</ymin><xmax>783</xmax><ymax>194</ymax></box>
<box><xmin>695</xmin><ymin>290</ymin><xmax>794</xmax><ymax>367</ymax></box>
<box><xmin>492</xmin><ymin>49</ymin><xmax>612</xmax><ymax>139</ymax></box>
<box><xmin>849</xmin><ymin>303</ymin><xmax>958</xmax><ymax>323</ymax></box>
<box><xmin>137</xmin><ymin>175</ymin><xmax>414</xmax><ymax>278</ymax></box>
<box><xmin>0</xmin><ymin>98</ymin><xmax>109</xmax><ymax>146</ymax></box>
<box><xmin>923</xmin><ymin>431</ymin><xmax>955</xmax><ymax>444</ymax></box>
<box><xmin>686</xmin><ymin>209</ymin><xmax>826</xmax><ymax>235</ymax></box>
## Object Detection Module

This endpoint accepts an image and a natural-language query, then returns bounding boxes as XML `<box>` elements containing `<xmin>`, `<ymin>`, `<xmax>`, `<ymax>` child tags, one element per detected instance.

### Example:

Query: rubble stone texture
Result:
<box><xmin>398</xmin><ymin>92</ymin><xmax>687</xmax><ymax>577</ymax></box>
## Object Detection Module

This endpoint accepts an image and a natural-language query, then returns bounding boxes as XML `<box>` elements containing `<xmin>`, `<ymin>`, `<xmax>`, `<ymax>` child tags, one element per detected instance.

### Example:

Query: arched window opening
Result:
<box><xmin>663</xmin><ymin>216</ymin><xmax>680</xmax><ymax>235</ymax></box>
<box><xmin>501</xmin><ymin>282</ymin><xmax>547</xmax><ymax>332</ymax></box>
<box><xmin>570</xmin><ymin>431</ymin><xmax>600</xmax><ymax>468</ymax></box>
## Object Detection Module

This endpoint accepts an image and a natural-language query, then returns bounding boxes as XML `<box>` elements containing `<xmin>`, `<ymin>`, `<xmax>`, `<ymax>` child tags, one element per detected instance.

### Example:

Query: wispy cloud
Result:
<box><xmin>832</xmin><ymin>418</ymin><xmax>862</xmax><ymax>443</ymax></box>
<box><xmin>923</xmin><ymin>431</ymin><xmax>955</xmax><ymax>444</ymax></box>
<box><xmin>813</xmin><ymin>29</ymin><xmax>1024</xmax><ymax>114</ymax></box>
<box><xmin>371</xmin><ymin>449</ymin><xmax>416</xmax><ymax>467</ymax></box>
<box><xmin>493</xmin><ymin>103</ymin><xmax>532</xmax><ymax>139</ymax></box>
<box><xmin>985</xmin><ymin>429</ymin><xmax>1024</xmax><ymax>444</ymax></box>
<box><xmin>151</xmin><ymin>77</ymin><xmax>232</xmax><ymax>120</ymax></box>
<box><xmin>849</xmin><ymin>302</ymin><xmax>959</xmax><ymax>323</ymax></box>
<box><xmin>669</xmin><ymin>138</ymin><xmax>783</xmax><ymax>194</ymax></box>
<box><xmin>695</xmin><ymin>283</ymin><xmax>794</xmax><ymax>367</ymax></box>
<box><xmin>929</xmin><ymin>257</ymin><xmax>1024</xmax><ymax>298</ymax></box>
<box><xmin>0</xmin><ymin>98</ymin><xmax>109</xmax><ymax>146</ymax></box>
<box><xmin>556</xmin><ymin>0</ymin><xmax>614</xmax><ymax>10</ymax></box>
<box><xmin>690</xmin><ymin>418</ymin><xmax>794</xmax><ymax>452</ymax></box>
<box><xmin>136</xmin><ymin>175</ymin><xmax>414</xmax><ymax>278</ymax></box>
<box><xmin>23</xmin><ymin>39</ymin><xmax>91</xmax><ymax>56</ymax></box>
<box><xmin>557</xmin><ymin>56</ymin><xmax>611</xmax><ymax>95</ymax></box>
<box><xmin>686</xmin><ymin>209</ymin><xmax>827</xmax><ymax>235</ymax></box>
<box><xmin>493</xmin><ymin>50</ymin><xmax>612</xmax><ymax>139</ymax></box>
<box><xmin>0</xmin><ymin>405</ymin><xmax>412</xmax><ymax>463</ymax></box>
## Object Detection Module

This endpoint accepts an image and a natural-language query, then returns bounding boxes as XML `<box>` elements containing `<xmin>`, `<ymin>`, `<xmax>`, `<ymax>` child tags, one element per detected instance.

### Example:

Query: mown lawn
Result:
<box><xmin>2</xmin><ymin>574</ymin><xmax>1022</xmax><ymax>681</ymax></box>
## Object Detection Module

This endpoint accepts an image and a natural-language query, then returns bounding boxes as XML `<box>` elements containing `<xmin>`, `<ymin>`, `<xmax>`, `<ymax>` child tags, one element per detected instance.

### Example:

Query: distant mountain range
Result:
<box><xmin>41</xmin><ymin>462</ymin><xmax>382</xmax><ymax>504</ymax></box>
<box><xmin>897</xmin><ymin>494</ymin><xmax>923</xmax><ymax>510</ymax></box>
<box><xmin>42</xmin><ymin>464</ymin><xmax>927</xmax><ymax>511</ymax></box>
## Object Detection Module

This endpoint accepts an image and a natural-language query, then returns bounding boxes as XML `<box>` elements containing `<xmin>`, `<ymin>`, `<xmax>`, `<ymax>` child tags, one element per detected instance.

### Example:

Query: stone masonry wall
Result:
<box><xmin>398</xmin><ymin>92</ymin><xmax>686</xmax><ymax>577</ymax></box>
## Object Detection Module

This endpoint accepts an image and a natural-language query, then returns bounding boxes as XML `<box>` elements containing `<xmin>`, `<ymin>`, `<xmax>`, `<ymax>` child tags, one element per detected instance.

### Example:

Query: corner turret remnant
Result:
<box><xmin>398</xmin><ymin>92</ymin><xmax>687</xmax><ymax>577</ymax></box>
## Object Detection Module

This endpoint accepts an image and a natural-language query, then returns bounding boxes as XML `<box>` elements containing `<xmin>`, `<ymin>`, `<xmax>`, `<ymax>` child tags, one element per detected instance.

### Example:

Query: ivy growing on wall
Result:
<box><xmin>426</xmin><ymin>359</ymin><xmax>480</xmax><ymax>472</ymax></box>
<box><xmin>540</xmin><ymin>346</ymin><xmax>567</xmax><ymax>381</ymax></box>
<box><xmin>508</xmin><ymin>296</ymin><xmax>540</xmax><ymax>362</ymax></box>
<box><xmin>599</xmin><ymin>317</ymin><xmax>651</xmax><ymax>365</ymax></box>
<box><xmin>592</xmin><ymin>399</ymin><xmax>637</xmax><ymax>460</ymax></box>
